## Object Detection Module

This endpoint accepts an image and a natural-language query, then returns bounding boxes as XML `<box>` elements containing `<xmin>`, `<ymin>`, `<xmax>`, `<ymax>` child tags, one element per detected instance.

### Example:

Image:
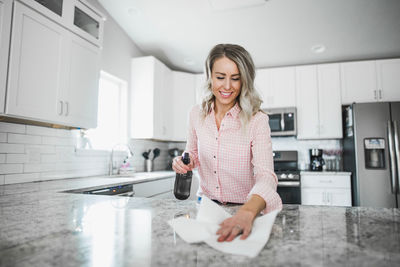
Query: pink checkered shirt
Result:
<box><xmin>185</xmin><ymin>103</ymin><xmax>282</xmax><ymax>214</ymax></box>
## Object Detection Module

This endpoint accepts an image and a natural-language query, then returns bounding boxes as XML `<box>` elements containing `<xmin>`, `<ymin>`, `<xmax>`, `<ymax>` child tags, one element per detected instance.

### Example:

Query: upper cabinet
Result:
<box><xmin>296</xmin><ymin>64</ymin><xmax>342</xmax><ymax>139</ymax></box>
<box><xmin>255</xmin><ymin>67</ymin><xmax>296</xmax><ymax>109</ymax></box>
<box><xmin>3</xmin><ymin>0</ymin><xmax>103</xmax><ymax>129</ymax></box>
<box><xmin>376</xmin><ymin>59</ymin><xmax>400</xmax><ymax>102</ymax></box>
<box><xmin>131</xmin><ymin>56</ymin><xmax>173</xmax><ymax>140</ymax></box>
<box><xmin>341</xmin><ymin>59</ymin><xmax>400</xmax><ymax>104</ymax></box>
<box><xmin>131</xmin><ymin>57</ymin><xmax>196</xmax><ymax>141</ymax></box>
<box><xmin>0</xmin><ymin>0</ymin><xmax>12</xmax><ymax>114</ymax></box>
<box><xmin>171</xmin><ymin>71</ymin><xmax>196</xmax><ymax>141</ymax></box>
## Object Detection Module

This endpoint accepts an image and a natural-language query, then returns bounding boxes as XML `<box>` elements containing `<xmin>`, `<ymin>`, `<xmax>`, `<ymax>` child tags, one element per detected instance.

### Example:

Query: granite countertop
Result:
<box><xmin>0</xmin><ymin>175</ymin><xmax>399</xmax><ymax>267</ymax></box>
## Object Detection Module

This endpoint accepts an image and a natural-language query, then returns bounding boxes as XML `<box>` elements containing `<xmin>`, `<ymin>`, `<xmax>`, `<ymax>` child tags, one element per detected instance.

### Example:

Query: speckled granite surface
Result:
<box><xmin>0</xmin><ymin>174</ymin><xmax>399</xmax><ymax>267</ymax></box>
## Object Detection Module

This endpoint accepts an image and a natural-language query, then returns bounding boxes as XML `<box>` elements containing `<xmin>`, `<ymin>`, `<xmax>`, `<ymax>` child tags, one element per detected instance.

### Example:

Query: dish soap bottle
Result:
<box><xmin>174</xmin><ymin>152</ymin><xmax>192</xmax><ymax>200</ymax></box>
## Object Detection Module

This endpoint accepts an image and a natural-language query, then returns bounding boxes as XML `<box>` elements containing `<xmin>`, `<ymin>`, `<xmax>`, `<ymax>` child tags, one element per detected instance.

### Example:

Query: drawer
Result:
<box><xmin>133</xmin><ymin>177</ymin><xmax>174</xmax><ymax>197</ymax></box>
<box><xmin>301</xmin><ymin>174</ymin><xmax>350</xmax><ymax>189</ymax></box>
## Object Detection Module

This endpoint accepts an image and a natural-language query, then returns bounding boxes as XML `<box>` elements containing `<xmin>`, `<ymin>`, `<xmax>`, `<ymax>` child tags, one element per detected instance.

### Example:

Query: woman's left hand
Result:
<box><xmin>216</xmin><ymin>209</ymin><xmax>256</xmax><ymax>242</ymax></box>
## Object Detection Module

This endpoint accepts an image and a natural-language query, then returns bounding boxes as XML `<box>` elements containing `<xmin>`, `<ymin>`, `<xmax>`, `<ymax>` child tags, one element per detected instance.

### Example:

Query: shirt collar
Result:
<box><xmin>210</xmin><ymin>101</ymin><xmax>241</xmax><ymax>119</ymax></box>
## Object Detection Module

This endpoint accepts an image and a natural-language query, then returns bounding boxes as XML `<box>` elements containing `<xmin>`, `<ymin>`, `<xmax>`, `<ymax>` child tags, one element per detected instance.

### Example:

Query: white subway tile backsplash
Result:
<box><xmin>26</xmin><ymin>144</ymin><xmax>56</xmax><ymax>154</ymax></box>
<box><xmin>24</xmin><ymin>163</ymin><xmax>56</xmax><ymax>173</ymax></box>
<box><xmin>5</xmin><ymin>173</ymin><xmax>40</xmax><ymax>184</ymax></box>
<box><xmin>8</xmin><ymin>133</ymin><xmax>42</xmax><ymax>144</ymax></box>
<box><xmin>0</xmin><ymin>154</ymin><xmax>5</xmax><ymax>163</ymax></box>
<box><xmin>0</xmin><ymin>133</ymin><xmax>6</xmax><ymax>142</ymax></box>
<box><xmin>0</xmin><ymin>163</ymin><xmax>23</xmax><ymax>174</ymax></box>
<box><xmin>0</xmin><ymin>122</ymin><xmax>26</xmax><ymax>134</ymax></box>
<box><xmin>0</xmin><ymin>175</ymin><xmax>4</xmax><ymax>185</ymax></box>
<box><xmin>6</xmin><ymin>154</ymin><xmax>29</xmax><ymax>164</ymax></box>
<box><xmin>41</xmin><ymin>154</ymin><xmax>58</xmax><ymax>163</ymax></box>
<box><xmin>26</xmin><ymin>125</ymin><xmax>57</xmax><ymax>136</ymax></box>
<box><xmin>0</xmin><ymin>143</ymin><xmax>25</xmax><ymax>153</ymax></box>
<box><xmin>42</xmin><ymin>136</ymin><xmax>74</xmax><ymax>146</ymax></box>
<box><xmin>56</xmin><ymin>128</ymin><xmax>73</xmax><ymax>138</ymax></box>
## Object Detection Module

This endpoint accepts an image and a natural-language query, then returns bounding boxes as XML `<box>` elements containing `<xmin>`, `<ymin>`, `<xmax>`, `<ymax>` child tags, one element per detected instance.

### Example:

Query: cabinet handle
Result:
<box><xmin>59</xmin><ymin>101</ymin><xmax>63</xmax><ymax>115</ymax></box>
<box><xmin>65</xmin><ymin>101</ymin><xmax>69</xmax><ymax>116</ymax></box>
<box><xmin>374</xmin><ymin>90</ymin><xmax>377</xmax><ymax>100</ymax></box>
<box><xmin>378</xmin><ymin>90</ymin><xmax>382</xmax><ymax>100</ymax></box>
<box><xmin>322</xmin><ymin>192</ymin><xmax>326</xmax><ymax>204</ymax></box>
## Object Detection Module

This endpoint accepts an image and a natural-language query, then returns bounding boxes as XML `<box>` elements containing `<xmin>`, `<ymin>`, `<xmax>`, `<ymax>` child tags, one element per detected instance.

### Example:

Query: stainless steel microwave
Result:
<box><xmin>263</xmin><ymin>107</ymin><xmax>297</xmax><ymax>136</ymax></box>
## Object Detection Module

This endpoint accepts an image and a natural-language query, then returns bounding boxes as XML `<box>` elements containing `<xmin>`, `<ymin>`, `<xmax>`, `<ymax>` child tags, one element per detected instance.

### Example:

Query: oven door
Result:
<box><xmin>277</xmin><ymin>181</ymin><xmax>301</xmax><ymax>204</ymax></box>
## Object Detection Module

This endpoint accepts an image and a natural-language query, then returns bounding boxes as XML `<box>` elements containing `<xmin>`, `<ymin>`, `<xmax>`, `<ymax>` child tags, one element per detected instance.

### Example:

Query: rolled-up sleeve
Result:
<box><xmin>185</xmin><ymin>106</ymin><xmax>200</xmax><ymax>168</ymax></box>
<box><xmin>248</xmin><ymin>113</ymin><xmax>282</xmax><ymax>214</ymax></box>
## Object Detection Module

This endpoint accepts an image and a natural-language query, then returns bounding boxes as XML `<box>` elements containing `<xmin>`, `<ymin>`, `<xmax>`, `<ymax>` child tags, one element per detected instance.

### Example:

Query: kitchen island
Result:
<box><xmin>0</xmin><ymin>176</ymin><xmax>399</xmax><ymax>267</ymax></box>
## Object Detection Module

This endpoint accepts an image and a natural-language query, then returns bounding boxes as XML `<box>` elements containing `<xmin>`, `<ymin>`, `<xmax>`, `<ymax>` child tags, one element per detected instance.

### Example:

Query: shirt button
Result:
<box><xmin>213</xmin><ymin>155</ymin><xmax>216</xmax><ymax>159</ymax></box>
<box><xmin>216</xmin><ymin>137</ymin><xmax>218</xmax><ymax>140</ymax></box>
<box><xmin>214</xmin><ymin>171</ymin><xmax>216</xmax><ymax>174</ymax></box>
<box><xmin>216</xmin><ymin>186</ymin><xmax>219</xmax><ymax>189</ymax></box>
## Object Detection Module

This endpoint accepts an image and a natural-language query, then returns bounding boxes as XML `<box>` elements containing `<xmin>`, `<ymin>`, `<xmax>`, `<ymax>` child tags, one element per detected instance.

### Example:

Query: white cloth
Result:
<box><xmin>168</xmin><ymin>196</ymin><xmax>280</xmax><ymax>258</ymax></box>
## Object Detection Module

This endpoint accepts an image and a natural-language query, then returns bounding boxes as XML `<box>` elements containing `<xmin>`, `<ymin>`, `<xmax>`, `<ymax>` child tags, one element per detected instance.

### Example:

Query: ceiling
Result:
<box><xmin>97</xmin><ymin>0</ymin><xmax>400</xmax><ymax>73</ymax></box>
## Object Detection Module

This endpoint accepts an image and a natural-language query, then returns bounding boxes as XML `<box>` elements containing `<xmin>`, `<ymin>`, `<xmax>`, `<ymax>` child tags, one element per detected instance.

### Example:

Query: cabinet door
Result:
<box><xmin>6</xmin><ymin>2</ymin><xmax>66</xmax><ymax>123</ymax></box>
<box><xmin>0</xmin><ymin>0</ymin><xmax>12</xmax><ymax>114</ymax></box>
<box><xmin>301</xmin><ymin>188</ymin><xmax>326</xmax><ymax>205</ymax></box>
<box><xmin>268</xmin><ymin>67</ymin><xmax>296</xmax><ymax>108</ymax></box>
<box><xmin>295</xmin><ymin>65</ymin><xmax>319</xmax><ymax>139</ymax></box>
<box><xmin>376</xmin><ymin>59</ymin><xmax>400</xmax><ymax>102</ymax></box>
<box><xmin>63</xmin><ymin>32</ymin><xmax>100</xmax><ymax>128</ymax></box>
<box><xmin>327</xmin><ymin>188</ymin><xmax>352</xmax><ymax>206</ymax></box>
<box><xmin>194</xmin><ymin>73</ymin><xmax>206</xmax><ymax>105</ymax></box>
<box><xmin>317</xmin><ymin>64</ymin><xmax>343</xmax><ymax>138</ymax></box>
<box><xmin>340</xmin><ymin>61</ymin><xmax>378</xmax><ymax>104</ymax></box>
<box><xmin>130</xmin><ymin>57</ymin><xmax>156</xmax><ymax>139</ymax></box>
<box><xmin>172</xmin><ymin>71</ymin><xmax>196</xmax><ymax>141</ymax></box>
<box><xmin>255</xmin><ymin>68</ymin><xmax>269</xmax><ymax>109</ymax></box>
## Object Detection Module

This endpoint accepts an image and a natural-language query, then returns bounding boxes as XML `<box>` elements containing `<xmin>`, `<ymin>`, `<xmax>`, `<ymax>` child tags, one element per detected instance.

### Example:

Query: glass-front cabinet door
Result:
<box><xmin>71</xmin><ymin>1</ymin><xmax>103</xmax><ymax>46</ymax></box>
<box><xmin>33</xmin><ymin>0</ymin><xmax>63</xmax><ymax>16</ymax></box>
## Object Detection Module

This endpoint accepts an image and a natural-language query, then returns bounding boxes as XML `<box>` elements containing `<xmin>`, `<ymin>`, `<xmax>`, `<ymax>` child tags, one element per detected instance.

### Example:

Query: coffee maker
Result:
<box><xmin>310</xmin><ymin>149</ymin><xmax>324</xmax><ymax>171</ymax></box>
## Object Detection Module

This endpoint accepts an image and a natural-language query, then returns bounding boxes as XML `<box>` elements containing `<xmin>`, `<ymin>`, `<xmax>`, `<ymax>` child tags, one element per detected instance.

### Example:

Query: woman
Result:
<box><xmin>172</xmin><ymin>44</ymin><xmax>282</xmax><ymax>242</ymax></box>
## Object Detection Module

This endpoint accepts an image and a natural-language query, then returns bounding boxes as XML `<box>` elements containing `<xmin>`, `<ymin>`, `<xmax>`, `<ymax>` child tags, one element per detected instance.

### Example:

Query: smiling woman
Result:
<box><xmin>86</xmin><ymin>71</ymin><xmax>128</xmax><ymax>150</ymax></box>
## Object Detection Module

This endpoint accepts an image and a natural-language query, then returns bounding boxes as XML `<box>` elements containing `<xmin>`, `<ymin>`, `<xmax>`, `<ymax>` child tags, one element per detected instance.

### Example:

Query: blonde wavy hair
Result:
<box><xmin>200</xmin><ymin>44</ymin><xmax>263</xmax><ymax>129</ymax></box>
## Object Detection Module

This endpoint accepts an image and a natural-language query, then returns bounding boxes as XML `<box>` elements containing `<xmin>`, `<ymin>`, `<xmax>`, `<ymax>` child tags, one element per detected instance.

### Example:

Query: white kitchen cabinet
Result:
<box><xmin>6</xmin><ymin>2</ymin><xmax>101</xmax><ymax>129</ymax></box>
<box><xmin>63</xmin><ymin>32</ymin><xmax>100</xmax><ymax>128</ymax></box>
<box><xmin>296</xmin><ymin>64</ymin><xmax>342</xmax><ymax>139</ymax></box>
<box><xmin>376</xmin><ymin>59</ymin><xmax>400</xmax><ymax>102</ymax></box>
<box><xmin>195</xmin><ymin>73</ymin><xmax>206</xmax><ymax>105</ymax></box>
<box><xmin>0</xmin><ymin>0</ymin><xmax>12</xmax><ymax>114</ymax></box>
<box><xmin>340</xmin><ymin>59</ymin><xmax>400</xmax><ymax>104</ymax></box>
<box><xmin>171</xmin><ymin>71</ymin><xmax>196</xmax><ymax>141</ymax></box>
<box><xmin>131</xmin><ymin>56</ymin><xmax>173</xmax><ymax>140</ymax></box>
<box><xmin>340</xmin><ymin>60</ymin><xmax>378</xmax><ymax>104</ymax></box>
<box><xmin>256</xmin><ymin>67</ymin><xmax>296</xmax><ymax>109</ymax></box>
<box><xmin>6</xmin><ymin>1</ymin><xmax>66</xmax><ymax>123</ymax></box>
<box><xmin>301</xmin><ymin>172</ymin><xmax>352</xmax><ymax>206</ymax></box>
<box><xmin>133</xmin><ymin>177</ymin><xmax>174</xmax><ymax>198</ymax></box>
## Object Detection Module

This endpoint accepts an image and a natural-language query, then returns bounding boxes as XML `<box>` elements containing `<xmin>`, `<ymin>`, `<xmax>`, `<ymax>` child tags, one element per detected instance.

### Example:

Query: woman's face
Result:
<box><xmin>211</xmin><ymin>56</ymin><xmax>242</xmax><ymax>111</ymax></box>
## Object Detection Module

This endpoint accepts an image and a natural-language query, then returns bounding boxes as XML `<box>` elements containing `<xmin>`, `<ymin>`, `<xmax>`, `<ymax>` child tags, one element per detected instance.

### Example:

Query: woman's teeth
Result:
<box><xmin>220</xmin><ymin>91</ymin><xmax>232</xmax><ymax>97</ymax></box>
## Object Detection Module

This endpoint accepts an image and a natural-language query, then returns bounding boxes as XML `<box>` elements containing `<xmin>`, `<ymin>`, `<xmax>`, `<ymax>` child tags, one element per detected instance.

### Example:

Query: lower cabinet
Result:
<box><xmin>133</xmin><ymin>177</ymin><xmax>175</xmax><ymax>198</ymax></box>
<box><xmin>301</xmin><ymin>172</ymin><xmax>352</xmax><ymax>206</ymax></box>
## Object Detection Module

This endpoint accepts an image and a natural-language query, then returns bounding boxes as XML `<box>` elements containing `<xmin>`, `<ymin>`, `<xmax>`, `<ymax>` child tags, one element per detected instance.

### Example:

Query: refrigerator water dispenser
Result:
<box><xmin>364</xmin><ymin>138</ymin><xmax>385</xmax><ymax>169</ymax></box>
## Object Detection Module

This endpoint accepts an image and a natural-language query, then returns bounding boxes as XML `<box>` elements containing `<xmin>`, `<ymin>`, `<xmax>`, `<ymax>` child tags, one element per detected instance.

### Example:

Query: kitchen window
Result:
<box><xmin>86</xmin><ymin>71</ymin><xmax>128</xmax><ymax>150</ymax></box>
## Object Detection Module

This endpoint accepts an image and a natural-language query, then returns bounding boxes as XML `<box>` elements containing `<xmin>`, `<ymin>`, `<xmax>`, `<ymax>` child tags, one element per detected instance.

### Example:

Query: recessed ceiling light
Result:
<box><xmin>184</xmin><ymin>58</ymin><xmax>196</xmax><ymax>66</ymax></box>
<box><xmin>311</xmin><ymin>44</ymin><xmax>326</xmax><ymax>54</ymax></box>
<box><xmin>127</xmin><ymin>7</ymin><xmax>140</xmax><ymax>16</ymax></box>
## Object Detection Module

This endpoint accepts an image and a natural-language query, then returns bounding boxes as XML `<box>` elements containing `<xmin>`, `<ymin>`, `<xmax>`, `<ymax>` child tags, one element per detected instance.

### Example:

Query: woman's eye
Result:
<box><xmin>232</xmin><ymin>78</ymin><xmax>240</xmax><ymax>81</ymax></box>
<box><xmin>216</xmin><ymin>77</ymin><xmax>224</xmax><ymax>80</ymax></box>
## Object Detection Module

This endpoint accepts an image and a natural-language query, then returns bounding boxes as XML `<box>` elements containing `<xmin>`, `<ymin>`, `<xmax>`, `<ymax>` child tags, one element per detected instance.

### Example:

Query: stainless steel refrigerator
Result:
<box><xmin>343</xmin><ymin>102</ymin><xmax>400</xmax><ymax>208</ymax></box>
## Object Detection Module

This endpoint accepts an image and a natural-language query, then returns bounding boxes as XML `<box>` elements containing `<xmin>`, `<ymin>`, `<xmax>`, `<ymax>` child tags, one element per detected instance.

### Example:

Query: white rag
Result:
<box><xmin>168</xmin><ymin>196</ymin><xmax>280</xmax><ymax>257</ymax></box>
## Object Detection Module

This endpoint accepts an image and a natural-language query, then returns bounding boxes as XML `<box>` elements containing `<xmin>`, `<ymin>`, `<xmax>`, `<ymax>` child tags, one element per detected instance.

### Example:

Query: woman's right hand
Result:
<box><xmin>172</xmin><ymin>154</ymin><xmax>194</xmax><ymax>174</ymax></box>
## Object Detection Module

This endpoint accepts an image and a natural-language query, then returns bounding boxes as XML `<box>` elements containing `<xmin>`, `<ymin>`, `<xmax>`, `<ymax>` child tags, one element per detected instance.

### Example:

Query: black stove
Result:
<box><xmin>273</xmin><ymin>151</ymin><xmax>301</xmax><ymax>204</ymax></box>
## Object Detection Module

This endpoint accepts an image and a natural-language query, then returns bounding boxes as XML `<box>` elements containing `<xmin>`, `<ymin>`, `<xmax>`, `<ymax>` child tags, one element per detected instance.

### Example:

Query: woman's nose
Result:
<box><xmin>223</xmin><ymin>79</ymin><xmax>231</xmax><ymax>90</ymax></box>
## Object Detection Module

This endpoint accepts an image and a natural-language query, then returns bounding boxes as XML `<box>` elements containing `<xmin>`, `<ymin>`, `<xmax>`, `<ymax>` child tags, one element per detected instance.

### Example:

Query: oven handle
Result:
<box><xmin>278</xmin><ymin>181</ymin><xmax>300</xmax><ymax>187</ymax></box>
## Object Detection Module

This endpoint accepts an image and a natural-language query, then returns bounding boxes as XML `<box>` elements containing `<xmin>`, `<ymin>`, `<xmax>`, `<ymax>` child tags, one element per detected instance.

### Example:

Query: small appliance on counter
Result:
<box><xmin>309</xmin><ymin>149</ymin><xmax>325</xmax><ymax>171</ymax></box>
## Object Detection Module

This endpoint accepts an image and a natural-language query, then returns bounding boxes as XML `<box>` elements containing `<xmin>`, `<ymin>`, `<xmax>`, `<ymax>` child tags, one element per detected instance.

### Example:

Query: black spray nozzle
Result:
<box><xmin>182</xmin><ymin>152</ymin><xmax>190</xmax><ymax>165</ymax></box>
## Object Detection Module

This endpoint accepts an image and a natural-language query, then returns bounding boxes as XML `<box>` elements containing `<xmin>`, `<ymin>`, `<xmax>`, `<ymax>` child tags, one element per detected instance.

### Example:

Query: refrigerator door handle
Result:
<box><xmin>393</xmin><ymin>120</ymin><xmax>400</xmax><ymax>194</ymax></box>
<box><xmin>388</xmin><ymin>121</ymin><xmax>398</xmax><ymax>194</ymax></box>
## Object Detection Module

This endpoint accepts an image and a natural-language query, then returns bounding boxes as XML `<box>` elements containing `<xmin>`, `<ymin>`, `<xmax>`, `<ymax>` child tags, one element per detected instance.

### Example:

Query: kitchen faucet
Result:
<box><xmin>109</xmin><ymin>143</ymin><xmax>134</xmax><ymax>175</ymax></box>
